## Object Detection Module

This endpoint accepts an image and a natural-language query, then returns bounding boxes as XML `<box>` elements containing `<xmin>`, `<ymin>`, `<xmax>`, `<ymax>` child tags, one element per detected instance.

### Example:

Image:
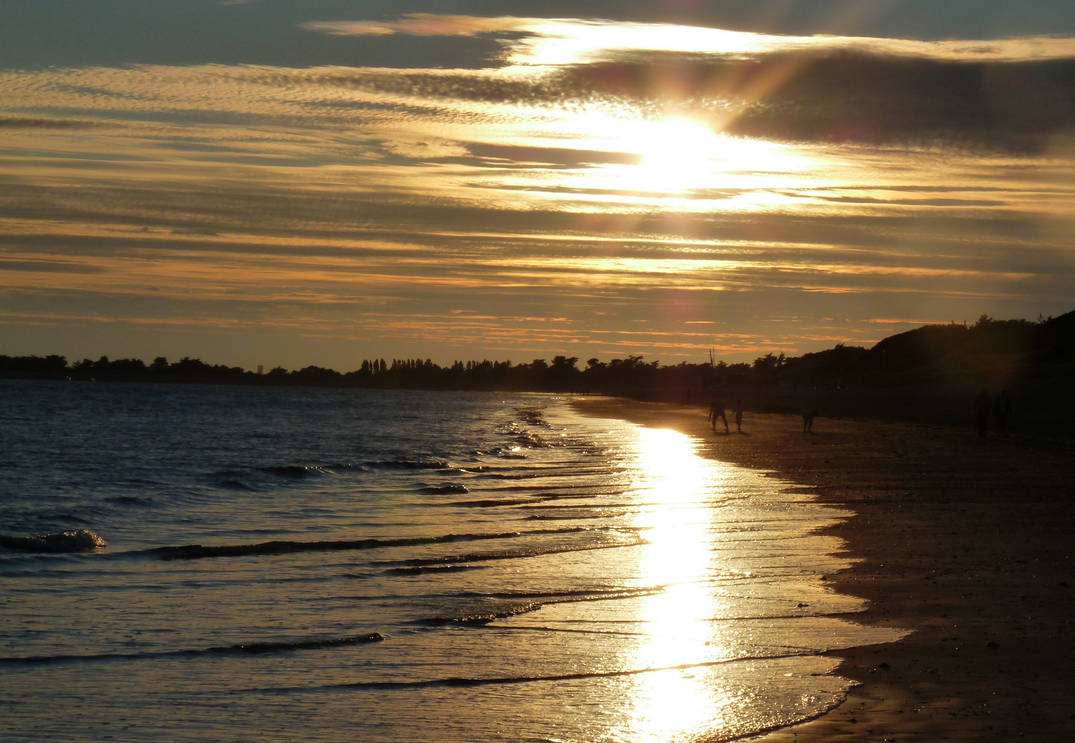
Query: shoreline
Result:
<box><xmin>570</xmin><ymin>396</ymin><xmax>1075</xmax><ymax>741</ymax></box>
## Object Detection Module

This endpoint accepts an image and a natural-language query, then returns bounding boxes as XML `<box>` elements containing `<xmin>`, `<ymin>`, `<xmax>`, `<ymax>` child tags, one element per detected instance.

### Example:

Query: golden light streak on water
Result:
<box><xmin>618</xmin><ymin>427</ymin><xmax>732</xmax><ymax>741</ymax></box>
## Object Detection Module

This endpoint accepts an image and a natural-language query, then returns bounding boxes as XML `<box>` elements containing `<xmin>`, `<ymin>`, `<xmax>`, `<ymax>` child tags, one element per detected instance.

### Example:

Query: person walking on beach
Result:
<box><xmin>734</xmin><ymin>398</ymin><xmax>743</xmax><ymax>433</ymax></box>
<box><xmin>708</xmin><ymin>399</ymin><xmax>729</xmax><ymax>433</ymax></box>
<box><xmin>974</xmin><ymin>388</ymin><xmax>991</xmax><ymax>438</ymax></box>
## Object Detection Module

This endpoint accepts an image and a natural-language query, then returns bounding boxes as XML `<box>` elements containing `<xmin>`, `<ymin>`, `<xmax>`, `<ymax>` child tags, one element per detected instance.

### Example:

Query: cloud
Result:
<box><xmin>5</xmin><ymin>31</ymin><xmax>1072</xmax><ymax>154</ymax></box>
<box><xmin>295</xmin><ymin>15</ymin><xmax>1075</xmax><ymax>151</ymax></box>
<box><xmin>301</xmin><ymin>14</ymin><xmax>1075</xmax><ymax>61</ymax></box>
<box><xmin>0</xmin><ymin>116</ymin><xmax>103</xmax><ymax>129</ymax></box>
<box><xmin>301</xmin><ymin>15</ymin><xmax>530</xmax><ymax>38</ymax></box>
<box><xmin>2</xmin><ymin>15</ymin><xmax>1074</xmax><ymax>365</ymax></box>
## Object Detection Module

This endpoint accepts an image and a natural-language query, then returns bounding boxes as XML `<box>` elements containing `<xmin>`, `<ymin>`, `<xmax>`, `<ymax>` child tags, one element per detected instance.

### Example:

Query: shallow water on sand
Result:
<box><xmin>0</xmin><ymin>382</ymin><xmax>903</xmax><ymax>742</ymax></box>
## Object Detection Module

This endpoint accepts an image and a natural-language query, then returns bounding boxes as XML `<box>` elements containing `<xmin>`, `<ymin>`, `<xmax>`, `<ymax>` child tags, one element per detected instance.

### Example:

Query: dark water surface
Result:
<box><xmin>0</xmin><ymin>381</ymin><xmax>902</xmax><ymax>742</ymax></box>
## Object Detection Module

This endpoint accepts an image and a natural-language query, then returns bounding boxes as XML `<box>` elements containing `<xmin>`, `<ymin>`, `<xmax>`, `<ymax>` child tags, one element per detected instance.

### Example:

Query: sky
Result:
<box><xmin>2</xmin><ymin>1</ymin><xmax>1074</xmax><ymax>370</ymax></box>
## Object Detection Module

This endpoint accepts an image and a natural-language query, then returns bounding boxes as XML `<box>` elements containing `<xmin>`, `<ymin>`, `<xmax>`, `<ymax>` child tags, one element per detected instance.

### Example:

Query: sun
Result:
<box><xmin>608</xmin><ymin>116</ymin><xmax>811</xmax><ymax>196</ymax></box>
<box><xmin>633</xmin><ymin>117</ymin><xmax>723</xmax><ymax>191</ymax></box>
<box><xmin>533</xmin><ymin>109</ymin><xmax>822</xmax><ymax>210</ymax></box>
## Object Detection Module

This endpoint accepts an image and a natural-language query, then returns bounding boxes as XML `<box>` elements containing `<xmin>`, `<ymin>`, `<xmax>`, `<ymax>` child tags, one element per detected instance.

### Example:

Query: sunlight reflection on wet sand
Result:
<box><xmin>622</xmin><ymin>428</ymin><xmax>730</xmax><ymax>741</ymax></box>
<box><xmin>583</xmin><ymin>423</ymin><xmax>906</xmax><ymax>742</ymax></box>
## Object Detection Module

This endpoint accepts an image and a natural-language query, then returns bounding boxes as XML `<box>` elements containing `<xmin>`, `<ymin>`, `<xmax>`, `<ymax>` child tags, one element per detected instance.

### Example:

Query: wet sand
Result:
<box><xmin>571</xmin><ymin>396</ymin><xmax>1075</xmax><ymax>742</ymax></box>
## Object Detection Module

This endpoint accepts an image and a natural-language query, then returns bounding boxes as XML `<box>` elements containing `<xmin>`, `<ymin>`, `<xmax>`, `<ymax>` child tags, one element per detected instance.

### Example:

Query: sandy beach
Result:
<box><xmin>571</xmin><ymin>396</ymin><xmax>1075</xmax><ymax>742</ymax></box>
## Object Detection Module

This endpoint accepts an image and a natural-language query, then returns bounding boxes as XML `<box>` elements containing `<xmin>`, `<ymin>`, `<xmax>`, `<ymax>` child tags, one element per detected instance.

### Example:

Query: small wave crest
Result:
<box><xmin>417</xmin><ymin>601</ymin><xmax>544</xmax><ymax>627</ymax></box>
<box><xmin>494</xmin><ymin>448</ymin><xmax>528</xmax><ymax>459</ymax></box>
<box><xmin>515</xmin><ymin>431</ymin><xmax>551</xmax><ymax>448</ymax></box>
<box><xmin>439</xmin><ymin>497</ymin><xmax>535</xmax><ymax>508</ymax></box>
<box><xmin>365</xmin><ymin>458</ymin><xmax>450</xmax><ymax>471</ymax></box>
<box><xmin>515</xmin><ymin>407</ymin><xmax>552</xmax><ymax>429</ymax></box>
<box><xmin>0</xmin><ymin>632</ymin><xmax>385</xmax><ymax>666</ymax></box>
<box><xmin>261</xmin><ymin>654</ymin><xmax>819</xmax><ymax>693</ymax></box>
<box><xmin>411</xmin><ymin>587</ymin><xmax>663</xmax><ymax>625</ymax></box>
<box><xmin>260</xmin><ymin>465</ymin><xmax>333</xmax><ymax>479</ymax></box>
<box><xmin>384</xmin><ymin>564</ymin><xmax>483</xmax><ymax>576</ymax></box>
<box><xmin>218</xmin><ymin>478</ymin><xmax>257</xmax><ymax>491</ymax></box>
<box><xmin>138</xmin><ymin>528</ymin><xmax>570</xmax><ymax>561</ymax></box>
<box><xmin>417</xmin><ymin>483</ymin><xmax>469</xmax><ymax>495</ymax></box>
<box><xmin>0</xmin><ymin>529</ymin><xmax>107</xmax><ymax>553</ymax></box>
<box><xmin>373</xmin><ymin>529</ymin><xmax>634</xmax><ymax>570</ymax></box>
<box><xmin>211</xmin><ymin>463</ymin><xmax>336</xmax><ymax>491</ymax></box>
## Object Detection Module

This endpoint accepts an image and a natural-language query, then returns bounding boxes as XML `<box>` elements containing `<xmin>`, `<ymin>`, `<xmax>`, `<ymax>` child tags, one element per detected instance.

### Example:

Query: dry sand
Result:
<box><xmin>571</xmin><ymin>396</ymin><xmax>1075</xmax><ymax>742</ymax></box>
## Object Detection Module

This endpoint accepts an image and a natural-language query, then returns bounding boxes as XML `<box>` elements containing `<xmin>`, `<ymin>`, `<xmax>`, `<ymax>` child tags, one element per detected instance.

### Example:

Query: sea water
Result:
<box><xmin>0</xmin><ymin>381</ymin><xmax>903</xmax><ymax>742</ymax></box>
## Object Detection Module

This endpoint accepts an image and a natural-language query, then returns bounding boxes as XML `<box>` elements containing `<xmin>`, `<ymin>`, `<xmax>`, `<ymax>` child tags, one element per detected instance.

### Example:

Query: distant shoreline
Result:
<box><xmin>571</xmin><ymin>396</ymin><xmax>1075</xmax><ymax>741</ymax></box>
<box><xmin>4</xmin><ymin>367</ymin><xmax>1072</xmax><ymax>438</ymax></box>
<box><xmin>5</xmin><ymin>313</ymin><xmax>1075</xmax><ymax>438</ymax></box>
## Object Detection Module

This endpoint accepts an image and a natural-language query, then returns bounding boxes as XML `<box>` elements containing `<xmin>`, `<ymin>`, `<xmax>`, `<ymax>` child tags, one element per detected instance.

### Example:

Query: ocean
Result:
<box><xmin>0</xmin><ymin>381</ymin><xmax>902</xmax><ymax>742</ymax></box>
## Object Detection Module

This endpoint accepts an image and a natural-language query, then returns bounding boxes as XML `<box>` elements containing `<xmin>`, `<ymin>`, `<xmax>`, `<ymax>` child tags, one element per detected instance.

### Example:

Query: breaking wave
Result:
<box><xmin>136</xmin><ymin>527</ymin><xmax>592</xmax><ymax>561</ymax></box>
<box><xmin>0</xmin><ymin>529</ymin><xmax>107</xmax><ymax>553</ymax></box>
<box><xmin>0</xmin><ymin>632</ymin><xmax>385</xmax><ymax>666</ymax></box>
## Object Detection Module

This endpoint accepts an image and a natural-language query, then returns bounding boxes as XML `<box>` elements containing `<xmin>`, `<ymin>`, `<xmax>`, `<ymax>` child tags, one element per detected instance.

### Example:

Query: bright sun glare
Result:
<box><xmin>639</xmin><ymin>118</ymin><xmax>813</xmax><ymax>189</ymax></box>
<box><xmin>634</xmin><ymin>118</ymin><xmax>721</xmax><ymax>191</ymax></box>
<box><xmin>572</xmin><ymin>115</ymin><xmax>815</xmax><ymax>202</ymax></box>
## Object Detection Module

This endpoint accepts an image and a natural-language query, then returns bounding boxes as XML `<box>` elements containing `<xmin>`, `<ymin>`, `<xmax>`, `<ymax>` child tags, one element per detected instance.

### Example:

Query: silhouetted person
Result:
<box><xmin>994</xmin><ymin>389</ymin><xmax>1012</xmax><ymax>433</ymax></box>
<box><xmin>708</xmin><ymin>399</ymin><xmax>729</xmax><ymax>433</ymax></box>
<box><xmin>733</xmin><ymin>399</ymin><xmax>743</xmax><ymax>432</ymax></box>
<box><xmin>974</xmin><ymin>388</ymin><xmax>991</xmax><ymax>438</ymax></box>
<box><xmin>802</xmin><ymin>409</ymin><xmax>818</xmax><ymax>433</ymax></box>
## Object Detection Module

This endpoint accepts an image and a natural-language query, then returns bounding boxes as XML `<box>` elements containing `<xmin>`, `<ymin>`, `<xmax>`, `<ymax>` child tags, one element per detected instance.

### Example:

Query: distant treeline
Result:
<box><xmin>0</xmin><ymin>352</ymin><xmax>730</xmax><ymax>396</ymax></box>
<box><xmin>3</xmin><ymin>311</ymin><xmax>1073</xmax><ymax>427</ymax></box>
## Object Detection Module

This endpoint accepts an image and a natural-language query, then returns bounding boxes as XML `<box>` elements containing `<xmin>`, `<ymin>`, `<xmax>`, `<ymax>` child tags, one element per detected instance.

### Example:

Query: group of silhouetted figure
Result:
<box><xmin>707</xmin><ymin>388</ymin><xmax>1013</xmax><ymax>439</ymax></box>
<box><xmin>707</xmin><ymin>398</ymin><xmax>744</xmax><ymax>434</ymax></box>
<box><xmin>975</xmin><ymin>388</ymin><xmax>1012</xmax><ymax>438</ymax></box>
<box><xmin>708</xmin><ymin>398</ymin><xmax>817</xmax><ymax>435</ymax></box>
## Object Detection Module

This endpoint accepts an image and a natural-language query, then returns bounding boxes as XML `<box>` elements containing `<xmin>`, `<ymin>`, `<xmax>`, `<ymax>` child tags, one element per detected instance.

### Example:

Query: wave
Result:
<box><xmin>383</xmin><ymin>564</ymin><xmax>483</xmax><ymax>576</ymax></box>
<box><xmin>214</xmin><ymin>460</ymin><xmax>465</xmax><ymax>491</ymax></box>
<box><xmin>373</xmin><ymin>532</ymin><xmax>639</xmax><ymax>570</ymax></box>
<box><xmin>518</xmin><ymin>499</ymin><xmax>627</xmax><ymax>509</ymax></box>
<box><xmin>0</xmin><ymin>632</ymin><xmax>385</xmax><ymax>667</ymax></box>
<box><xmin>440</xmin><ymin>497</ymin><xmax>536</xmax><ymax>508</ymax></box>
<box><xmin>523</xmin><ymin>511</ymin><xmax>617</xmax><ymax>521</ymax></box>
<box><xmin>480</xmin><ymin>586</ymin><xmax>663</xmax><ymax>604</ymax></box>
<box><xmin>218</xmin><ymin>478</ymin><xmax>258</xmax><ymax>491</ymax></box>
<box><xmin>138</xmin><ymin>527</ymin><xmax>587</xmax><ymax>561</ymax></box>
<box><xmin>260</xmin><ymin>465</ymin><xmax>332</xmax><ymax>479</ymax></box>
<box><xmin>416</xmin><ymin>483</ymin><xmax>469</xmax><ymax>495</ymax></box>
<box><xmin>514</xmin><ymin>431</ymin><xmax>551</xmax><ymax>448</ymax></box>
<box><xmin>470</xmin><ymin>446</ymin><xmax>529</xmax><ymax>459</ymax></box>
<box><xmin>481</xmin><ymin>483</ymin><xmax>620</xmax><ymax>494</ymax></box>
<box><xmin>457</xmin><ymin>470</ymin><xmax>540</xmax><ymax>480</ymax></box>
<box><xmin>212</xmin><ymin>464</ymin><xmax>335</xmax><ymax>490</ymax></box>
<box><xmin>441</xmin><ymin>491</ymin><xmax>620</xmax><ymax>508</ymax></box>
<box><xmin>515</xmin><ymin>407</ymin><xmax>550</xmax><ymax>428</ymax></box>
<box><xmin>256</xmin><ymin>652</ymin><xmax>817</xmax><ymax>693</ymax></box>
<box><xmin>416</xmin><ymin>602</ymin><xmax>544</xmax><ymax>627</ymax></box>
<box><xmin>468</xmin><ymin>466</ymin><xmax>618</xmax><ymax>480</ymax></box>
<box><xmin>0</xmin><ymin>529</ymin><xmax>107</xmax><ymax>553</ymax></box>
<box><xmin>364</xmin><ymin>458</ymin><xmax>450</xmax><ymax>470</ymax></box>
<box><xmin>411</xmin><ymin>586</ymin><xmax>666</xmax><ymax>624</ymax></box>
